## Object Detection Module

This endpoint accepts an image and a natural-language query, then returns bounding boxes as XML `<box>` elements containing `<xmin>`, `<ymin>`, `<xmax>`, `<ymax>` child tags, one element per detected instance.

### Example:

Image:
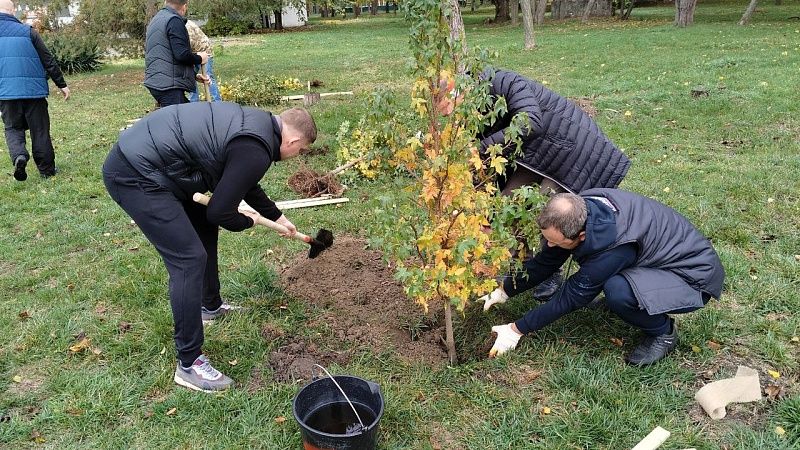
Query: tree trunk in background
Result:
<box><xmin>674</xmin><ymin>0</ymin><xmax>697</xmax><ymax>27</ymax></box>
<box><xmin>534</xmin><ymin>0</ymin><xmax>547</xmax><ymax>24</ymax></box>
<box><xmin>495</xmin><ymin>0</ymin><xmax>511</xmax><ymax>22</ymax></box>
<box><xmin>520</xmin><ymin>0</ymin><xmax>536</xmax><ymax>48</ymax></box>
<box><xmin>354</xmin><ymin>2</ymin><xmax>361</xmax><ymax>17</ymax></box>
<box><xmin>739</xmin><ymin>0</ymin><xmax>759</xmax><ymax>25</ymax></box>
<box><xmin>511</xmin><ymin>0</ymin><xmax>519</xmax><ymax>25</ymax></box>
<box><xmin>448</xmin><ymin>0</ymin><xmax>468</xmax><ymax>66</ymax></box>
<box><xmin>581</xmin><ymin>0</ymin><xmax>597</xmax><ymax>22</ymax></box>
<box><xmin>371</xmin><ymin>0</ymin><xmax>379</xmax><ymax>15</ymax></box>
<box><xmin>273</xmin><ymin>10</ymin><xmax>283</xmax><ymax>29</ymax></box>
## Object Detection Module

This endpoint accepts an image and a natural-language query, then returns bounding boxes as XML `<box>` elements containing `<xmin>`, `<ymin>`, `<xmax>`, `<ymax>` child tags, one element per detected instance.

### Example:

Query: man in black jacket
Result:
<box><xmin>102</xmin><ymin>103</ymin><xmax>316</xmax><ymax>392</ymax></box>
<box><xmin>476</xmin><ymin>68</ymin><xmax>632</xmax><ymax>299</ymax></box>
<box><xmin>144</xmin><ymin>0</ymin><xmax>208</xmax><ymax>107</ymax></box>
<box><xmin>481</xmin><ymin>190</ymin><xmax>725</xmax><ymax>366</ymax></box>
<box><xmin>0</xmin><ymin>0</ymin><xmax>70</xmax><ymax>180</ymax></box>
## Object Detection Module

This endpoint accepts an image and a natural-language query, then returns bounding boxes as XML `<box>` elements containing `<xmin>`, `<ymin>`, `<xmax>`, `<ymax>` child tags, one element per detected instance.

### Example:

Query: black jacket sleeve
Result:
<box><xmin>30</xmin><ymin>28</ymin><xmax>66</xmax><ymax>89</ymax></box>
<box><xmin>480</xmin><ymin>70</ymin><xmax>543</xmax><ymax>154</ymax></box>
<box><xmin>206</xmin><ymin>136</ymin><xmax>282</xmax><ymax>231</ymax></box>
<box><xmin>166</xmin><ymin>16</ymin><xmax>201</xmax><ymax>66</ymax></box>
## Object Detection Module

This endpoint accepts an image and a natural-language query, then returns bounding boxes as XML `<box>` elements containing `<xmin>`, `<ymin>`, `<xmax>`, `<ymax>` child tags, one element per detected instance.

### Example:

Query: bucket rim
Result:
<box><xmin>292</xmin><ymin>375</ymin><xmax>384</xmax><ymax>437</ymax></box>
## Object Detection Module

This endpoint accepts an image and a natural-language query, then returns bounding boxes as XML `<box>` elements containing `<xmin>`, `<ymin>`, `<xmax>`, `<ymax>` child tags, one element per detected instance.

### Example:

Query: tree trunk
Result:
<box><xmin>534</xmin><ymin>0</ymin><xmax>547</xmax><ymax>25</ymax></box>
<box><xmin>371</xmin><ymin>0</ymin><xmax>378</xmax><ymax>15</ymax></box>
<box><xmin>674</xmin><ymin>0</ymin><xmax>697</xmax><ymax>27</ymax></box>
<box><xmin>520</xmin><ymin>0</ymin><xmax>536</xmax><ymax>49</ymax></box>
<box><xmin>495</xmin><ymin>0</ymin><xmax>511</xmax><ymax>22</ymax></box>
<box><xmin>581</xmin><ymin>0</ymin><xmax>597</xmax><ymax>22</ymax></box>
<box><xmin>354</xmin><ymin>2</ymin><xmax>361</xmax><ymax>18</ymax></box>
<box><xmin>448</xmin><ymin>0</ymin><xmax>468</xmax><ymax>61</ymax></box>
<box><xmin>739</xmin><ymin>0</ymin><xmax>759</xmax><ymax>25</ymax></box>
<box><xmin>444</xmin><ymin>302</ymin><xmax>457</xmax><ymax>365</ymax></box>
<box><xmin>273</xmin><ymin>10</ymin><xmax>283</xmax><ymax>30</ymax></box>
<box><xmin>511</xmin><ymin>0</ymin><xmax>519</xmax><ymax>25</ymax></box>
<box><xmin>621</xmin><ymin>0</ymin><xmax>635</xmax><ymax>19</ymax></box>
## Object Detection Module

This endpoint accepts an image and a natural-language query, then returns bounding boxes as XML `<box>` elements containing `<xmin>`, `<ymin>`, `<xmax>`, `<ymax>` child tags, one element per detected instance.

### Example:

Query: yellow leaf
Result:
<box><xmin>166</xmin><ymin>407</ymin><xmax>177</xmax><ymax>416</ymax></box>
<box><xmin>159</xmin><ymin>346</ymin><xmax>166</xmax><ymax>355</ymax></box>
<box><xmin>691</xmin><ymin>345</ymin><xmax>701</xmax><ymax>353</ymax></box>
<box><xmin>274</xmin><ymin>416</ymin><xmax>287</xmax><ymax>424</ymax></box>
<box><xmin>228</xmin><ymin>359</ymin><xmax>238</xmax><ymax>366</ymax></box>
<box><xmin>791</xmin><ymin>336</ymin><xmax>799</xmax><ymax>343</ymax></box>
<box><xmin>624</xmin><ymin>110</ymin><xmax>632</xmax><ymax>117</ymax></box>
<box><xmin>663</xmin><ymin>187</ymin><xmax>671</xmax><ymax>193</ymax></box>
<box><xmin>69</xmin><ymin>337</ymin><xmax>91</xmax><ymax>353</ymax></box>
<box><xmin>542</xmin><ymin>407</ymin><xmax>551</xmax><ymax>415</ymax></box>
<box><xmin>775</xmin><ymin>426</ymin><xmax>786</xmax><ymax>436</ymax></box>
<box><xmin>13</xmin><ymin>375</ymin><xmax>22</xmax><ymax>383</ymax></box>
<box><xmin>768</xmin><ymin>370</ymin><xmax>781</xmax><ymax>379</ymax></box>
<box><xmin>489</xmin><ymin>156</ymin><xmax>508</xmax><ymax>175</ymax></box>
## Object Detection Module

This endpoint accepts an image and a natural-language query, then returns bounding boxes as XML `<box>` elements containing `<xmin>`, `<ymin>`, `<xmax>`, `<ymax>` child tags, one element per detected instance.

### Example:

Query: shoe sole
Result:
<box><xmin>13</xmin><ymin>159</ymin><xmax>27</xmax><ymax>181</ymax></box>
<box><xmin>173</xmin><ymin>374</ymin><xmax>229</xmax><ymax>394</ymax></box>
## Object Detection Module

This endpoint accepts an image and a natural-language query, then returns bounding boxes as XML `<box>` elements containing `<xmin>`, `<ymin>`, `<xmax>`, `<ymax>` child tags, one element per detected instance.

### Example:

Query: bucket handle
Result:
<box><xmin>312</xmin><ymin>364</ymin><xmax>366</xmax><ymax>432</ymax></box>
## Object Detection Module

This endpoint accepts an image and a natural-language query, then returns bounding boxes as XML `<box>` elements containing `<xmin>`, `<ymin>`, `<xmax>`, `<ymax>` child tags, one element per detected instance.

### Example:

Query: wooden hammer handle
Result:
<box><xmin>200</xmin><ymin>63</ymin><xmax>212</xmax><ymax>102</ymax></box>
<box><xmin>192</xmin><ymin>193</ymin><xmax>312</xmax><ymax>244</ymax></box>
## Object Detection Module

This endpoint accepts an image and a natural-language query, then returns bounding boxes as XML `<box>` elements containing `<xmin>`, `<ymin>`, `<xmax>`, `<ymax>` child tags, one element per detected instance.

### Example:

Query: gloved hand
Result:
<box><xmin>478</xmin><ymin>287</ymin><xmax>509</xmax><ymax>312</ymax></box>
<box><xmin>489</xmin><ymin>324</ymin><xmax>523</xmax><ymax>358</ymax></box>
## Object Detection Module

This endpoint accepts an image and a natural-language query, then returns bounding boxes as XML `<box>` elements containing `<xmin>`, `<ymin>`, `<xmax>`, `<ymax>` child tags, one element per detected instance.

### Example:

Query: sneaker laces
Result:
<box><xmin>195</xmin><ymin>356</ymin><xmax>222</xmax><ymax>380</ymax></box>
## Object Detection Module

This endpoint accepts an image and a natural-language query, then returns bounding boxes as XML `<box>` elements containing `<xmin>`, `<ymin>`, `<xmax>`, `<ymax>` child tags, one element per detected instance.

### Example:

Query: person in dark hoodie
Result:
<box><xmin>480</xmin><ymin>190</ymin><xmax>724</xmax><ymax>366</ymax></box>
<box><xmin>102</xmin><ymin>103</ymin><xmax>316</xmax><ymax>392</ymax></box>
<box><xmin>441</xmin><ymin>68</ymin><xmax>632</xmax><ymax>300</ymax></box>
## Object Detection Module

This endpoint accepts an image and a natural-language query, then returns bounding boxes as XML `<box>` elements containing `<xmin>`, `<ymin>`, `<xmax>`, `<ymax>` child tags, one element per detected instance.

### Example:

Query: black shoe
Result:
<box><xmin>40</xmin><ymin>167</ymin><xmax>58</xmax><ymax>179</ymax></box>
<box><xmin>625</xmin><ymin>320</ymin><xmax>678</xmax><ymax>366</ymax></box>
<box><xmin>533</xmin><ymin>270</ymin><xmax>563</xmax><ymax>300</ymax></box>
<box><xmin>13</xmin><ymin>156</ymin><xmax>27</xmax><ymax>181</ymax></box>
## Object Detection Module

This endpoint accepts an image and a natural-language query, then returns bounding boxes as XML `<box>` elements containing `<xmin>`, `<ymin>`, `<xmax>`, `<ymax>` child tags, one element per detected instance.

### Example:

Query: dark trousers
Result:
<box><xmin>604</xmin><ymin>275</ymin><xmax>709</xmax><ymax>336</ymax></box>
<box><xmin>0</xmin><ymin>98</ymin><xmax>56</xmax><ymax>175</ymax></box>
<box><xmin>148</xmin><ymin>88</ymin><xmax>189</xmax><ymax>108</ymax></box>
<box><xmin>102</xmin><ymin>146</ymin><xmax>222</xmax><ymax>366</ymax></box>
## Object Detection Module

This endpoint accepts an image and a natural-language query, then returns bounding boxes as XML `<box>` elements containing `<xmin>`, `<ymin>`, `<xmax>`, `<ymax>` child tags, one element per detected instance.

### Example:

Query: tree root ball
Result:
<box><xmin>287</xmin><ymin>167</ymin><xmax>344</xmax><ymax>197</ymax></box>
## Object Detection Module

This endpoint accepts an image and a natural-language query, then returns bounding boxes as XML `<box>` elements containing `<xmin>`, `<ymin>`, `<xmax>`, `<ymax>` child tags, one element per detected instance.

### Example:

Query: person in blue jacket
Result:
<box><xmin>481</xmin><ymin>190</ymin><xmax>725</xmax><ymax>366</ymax></box>
<box><xmin>0</xmin><ymin>0</ymin><xmax>70</xmax><ymax>181</ymax></box>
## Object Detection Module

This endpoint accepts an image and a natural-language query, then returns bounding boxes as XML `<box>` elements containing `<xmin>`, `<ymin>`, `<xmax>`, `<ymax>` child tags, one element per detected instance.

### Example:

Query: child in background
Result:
<box><xmin>186</xmin><ymin>19</ymin><xmax>221</xmax><ymax>102</ymax></box>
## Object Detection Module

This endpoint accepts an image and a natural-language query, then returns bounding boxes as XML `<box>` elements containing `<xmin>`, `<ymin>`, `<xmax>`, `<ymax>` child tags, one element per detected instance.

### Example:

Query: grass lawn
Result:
<box><xmin>1</xmin><ymin>1</ymin><xmax>799</xmax><ymax>448</ymax></box>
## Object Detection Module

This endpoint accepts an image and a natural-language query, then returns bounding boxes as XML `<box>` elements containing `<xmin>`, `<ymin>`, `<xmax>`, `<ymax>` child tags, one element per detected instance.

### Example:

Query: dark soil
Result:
<box><xmin>300</xmin><ymin>144</ymin><xmax>329</xmax><ymax>157</ymax></box>
<box><xmin>270</xmin><ymin>236</ymin><xmax>447</xmax><ymax>382</ymax></box>
<box><xmin>569</xmin><ymin>97</ymin><xmax>598</xmax><ymax>118</ymax></box>
<box><xmin>287</xmin><ymin>166</ymin><xmax>344</xmax><ymax>198</ymax></box>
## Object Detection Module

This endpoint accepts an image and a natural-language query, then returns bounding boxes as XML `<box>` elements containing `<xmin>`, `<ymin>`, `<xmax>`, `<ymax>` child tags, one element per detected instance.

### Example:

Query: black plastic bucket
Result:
<box><xmin>293</xmin><ymin>375</ymin><xmax>384</xmax><ymax>450</ymax></box>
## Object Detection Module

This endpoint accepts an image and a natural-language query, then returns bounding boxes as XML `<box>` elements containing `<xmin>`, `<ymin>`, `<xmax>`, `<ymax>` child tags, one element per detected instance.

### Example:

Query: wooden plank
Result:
<box><xmin>632</xmin><ymin>427</ymin><xmax>671</xmax><ymax>450</ymax></box>
<box><xmin>277</xmin><ymin>197</ymin><xmax>349</xmax><ymax>209</ymax></box>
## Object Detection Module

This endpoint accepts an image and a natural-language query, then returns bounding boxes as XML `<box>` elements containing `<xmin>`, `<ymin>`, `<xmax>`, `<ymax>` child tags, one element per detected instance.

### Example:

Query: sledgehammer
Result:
<box><xmin>192</xmin><ymin>193</ymin><xmax>333</xmax><ymax>258</ymax></box>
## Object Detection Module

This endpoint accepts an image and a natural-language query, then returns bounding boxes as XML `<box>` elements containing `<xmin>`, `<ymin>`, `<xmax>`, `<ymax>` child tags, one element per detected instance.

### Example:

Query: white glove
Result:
<box><xmin>489</xmin><ymin>324</ymin><xmax>522</xmax><ymax>358</ymax></box>
<box><xmin>478</xmin><ymin>287</ymin><xmax>509</xmax><ymax>312</ymax></box>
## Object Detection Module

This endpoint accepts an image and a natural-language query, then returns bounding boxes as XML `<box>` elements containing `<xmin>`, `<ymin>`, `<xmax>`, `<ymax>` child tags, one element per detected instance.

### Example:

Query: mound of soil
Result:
<box><xmin>276</xmin><ymin>236</ymin><xmax>447</xmax><ymax>379</ymax></box>
<box><xmin>287</xmin><ymin>166</ymin><xmax>344</xmax><ymax>197</ymax></box>
<box><xmin>569</xmin><ymin>97</ymin><xmax>598</xmax><ymax>118</ymax></box>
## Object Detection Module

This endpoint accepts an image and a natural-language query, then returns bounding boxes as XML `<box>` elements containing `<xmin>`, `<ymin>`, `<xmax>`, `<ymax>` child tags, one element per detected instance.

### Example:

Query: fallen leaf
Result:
<box><xmin>69</xmin><ymin>337</ymin><xmax>91</xmax><ymax>353</ymax></box>
<box><xmin>144</xmin><ymin>410</ymin><xmax>154</xmax><ymax>419</ymax></box>
<box><xmin>768</xmin><ymin>370</ymin><xmax>781</xmax><ymax>379</ymax></box>
<box><xmin>794</xmin><ymin>255</ymin><xmax>800</xmax><ymax>262</ymax></box>
<box><xmin>91</xmin><ymin>208</ymin><xmax>98</xmax><ymax>213</ymax></box>
<box><xmin>118</xmin><ymin>321</ymin><xmax>132</xmax><ymax>333</ymax></box>
<box><xmin>95</xmin><ymin>305</ymin><xmax>107</xmax><ymax>315</ymax></box>
<box><xmin>128</xmin><ymin>246</ymin><xmax>139</xmax><ymax>252</ymax></box>
<box><xmin>266</xmin><ymin>249</ymin><xmax>274</xmax><ymax>255</ymax></box>
<box><xmin>18</xmin><ymin>311</ymin><xmax>30</xmax><ymax>320</ymax></box>
<box><xmin>707</xmin><ymin>340</ymin><xmax>721</xmax><ymax>351</ymax></box>
<box><xmin>624</xmin><ymin>110</ymin><xmax>632</xmax><ymax>117</ymax></box>
<box><xmin>103</xmin><ymin>232</ymin><xmax>111</xmax><ymax>237</ymax></box>
<box><xmin>92</xmin><ymin>348</ymin><xmax>102</xmax><ymax>355</ymax></box>
<box><xmin>791</xmin><ymin>336</ymin><xmax>799</xmax><ymax>343</ymax></box>
<box><xmin>159</xmin><ymin>346</ymin><xmax>166</xmax><ymax>355</ymax></box>
<box><xmin>765</xmin><ymin>384</ymin><xmax>784</xmax><ymax>400</ymax></box>
<box><xmin>228</xmin><ymin>359</ymin><xmax>238</xmax><ymax>366</ymax></box>
<box><xmin>30</xmin><ymin>430</ymin><xmax>45</xmax><ymax>443</ymax></box>
<box><xmin>767</xmin><ymin>197</ymin><xmax>775</xmax><ymax>203</ymax></box>
<box><xmin>541</xmin><ymin>407</ymin><xmax>551</xmax><ymax>415</ymax></box>
<box><xmin>775</xmin><ymin>426</ymin><xmax>786</xmax><ymax>436</ymax></box>
<box><xmin>66</xmin><ymin>407</ymin><xmax>84</xmax><ymax>416</ymax></box>
<box><xmin>610</xmin><ymin>337</ymin><xmax>624</xmax><ymax>347</ymax></box>
<box><xmin>663</xmin><ymin>187</ymin><xmax>671</xmax><ymax>193</ymax></box>
<box><xmin>166</xmin><ymin>407</ymin><xmax>177</xmax><ymax>416</ymax></box>
<box><xmin>13</xmin><ymin>375</ymin><xmax>22</xmax><ymax>383</ymax></box>
<box><xmin>274</xmin><ymin>416</ymin><xmax>286</xmax><ymax>424</ymax></box>
<box><xmin>691</xmin><ymin>345</ymin><xmax>701</xmax><ymax>353</ymax></box>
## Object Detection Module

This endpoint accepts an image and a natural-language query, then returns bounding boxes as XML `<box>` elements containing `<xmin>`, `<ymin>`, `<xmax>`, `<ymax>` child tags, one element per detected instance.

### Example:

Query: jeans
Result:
<box><xmin>189</xmin><ymin>56</ymin><xmax>222</xmax><ymax>102</ymax></box>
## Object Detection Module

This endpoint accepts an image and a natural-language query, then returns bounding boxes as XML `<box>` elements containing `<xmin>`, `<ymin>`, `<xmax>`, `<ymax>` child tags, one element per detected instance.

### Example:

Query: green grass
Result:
<box><xmin>2</xmin><ymin>2</ymin><xmax>800</xmax><ymax>448</ymax></box>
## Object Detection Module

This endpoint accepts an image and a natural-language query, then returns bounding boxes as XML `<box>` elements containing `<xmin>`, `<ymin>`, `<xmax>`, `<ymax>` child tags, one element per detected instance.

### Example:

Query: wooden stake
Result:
<box><xmin>632</xmin><ymin>427</ymin><xmax>671</xmax><ymax>450</ymax></box>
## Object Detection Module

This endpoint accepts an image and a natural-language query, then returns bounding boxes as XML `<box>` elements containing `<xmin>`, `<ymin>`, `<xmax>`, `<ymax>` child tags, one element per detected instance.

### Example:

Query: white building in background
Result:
<box><xmin>280</xmin><ymin>3</ymin><xmax>307</xmax><ymax>28</ymax></box>
<box><xmin>14</xmin><ymin>1</ymin><xmax>80</xmax><ymax>27</ymax></box>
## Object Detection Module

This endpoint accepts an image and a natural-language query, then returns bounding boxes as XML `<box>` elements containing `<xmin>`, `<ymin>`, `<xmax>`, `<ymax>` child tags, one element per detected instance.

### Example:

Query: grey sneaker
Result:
<box><xmin>201</xmin><ymin>302</ymin><xmax>243</xmax><ymax>325</ymax></box>
<box><xmin>174</xmin><ymin>355</ymin><xmax>233</xmax><ymax>393</ymax></box>
<box><xmin>625</xmin><ymin>320</ymin><xmax>678</xmax><ymax>366</ymax></box>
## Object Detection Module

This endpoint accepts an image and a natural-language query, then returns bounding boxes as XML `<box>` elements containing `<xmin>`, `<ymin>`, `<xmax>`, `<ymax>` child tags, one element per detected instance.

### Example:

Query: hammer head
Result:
<box><xmin>308</xmin><ymin>229</ymin><xmax>334</xmax><ymax>259</ymax></box>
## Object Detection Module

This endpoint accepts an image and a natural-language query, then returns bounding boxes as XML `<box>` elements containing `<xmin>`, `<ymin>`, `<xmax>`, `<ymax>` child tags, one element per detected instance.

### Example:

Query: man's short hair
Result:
<box><xmin>166</xmin><ymin>0</ymin><xmax>188</xmax><ymax>6</ymax></box>
<box><xmin>537</xmin><ymin>193</ymin><xmax>587</xmax><ymax>239</ymax></box>
<box><xmin>280</xmin><ymin>107</ymin><xmax>317</xmax><ymax>144</ymax></box>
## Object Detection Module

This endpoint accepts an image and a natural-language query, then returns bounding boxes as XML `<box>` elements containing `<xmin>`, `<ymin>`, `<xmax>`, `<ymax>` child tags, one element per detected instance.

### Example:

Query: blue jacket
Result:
<box><xmin>0</xmin><ymin>13</ymin><xmax>48</xmax><ymax>99</ymax></box>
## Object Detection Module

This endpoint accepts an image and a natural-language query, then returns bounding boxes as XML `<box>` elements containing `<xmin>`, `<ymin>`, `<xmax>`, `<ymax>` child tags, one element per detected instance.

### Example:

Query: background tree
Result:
<box><xmin>494</xmin><ymin>0</ymin><xmax>511</xmax><ymax>22</ymax></box>
<box><xmin>739</xmin><ymin>0</ymin><xmax>759</xmax><ymax>25</ymax></box>
<box><xmin>520</xmin><ymin>0</ymin><xmax>535</xmax><ymax>48</ymax></box>
<box><xmin>674</xmin><ymin>0</ymin><xmax>697</xmax><ymax>26</ymax></box>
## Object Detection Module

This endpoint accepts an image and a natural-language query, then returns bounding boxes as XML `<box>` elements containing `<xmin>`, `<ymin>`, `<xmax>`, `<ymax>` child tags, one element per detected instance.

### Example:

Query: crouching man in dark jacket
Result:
<box><xmin>480</xmin><ymin>189</ymin><xmax>725</xmax><ymax>366</ymax></box>
<box><xmin>102</xmin><ymin>103</ymin><xmax>316</xmax><ymax>392</ymax></box>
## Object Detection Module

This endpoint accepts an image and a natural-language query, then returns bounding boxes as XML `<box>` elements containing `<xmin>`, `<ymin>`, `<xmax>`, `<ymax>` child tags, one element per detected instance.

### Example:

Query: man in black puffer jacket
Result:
<box><xmin>102</xmin><ymin>103</ymin><xmax>316</xmax><ymax>393</ymax></box>
<box><xmin>475</xmin><ymin>68</ymin><xmax>632</xmax><ymax>299</ymax></box>
<box><xmin>480</xmin><ymin>190</ymin><xmax>725</xmax><ymax>366</ymax></box>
